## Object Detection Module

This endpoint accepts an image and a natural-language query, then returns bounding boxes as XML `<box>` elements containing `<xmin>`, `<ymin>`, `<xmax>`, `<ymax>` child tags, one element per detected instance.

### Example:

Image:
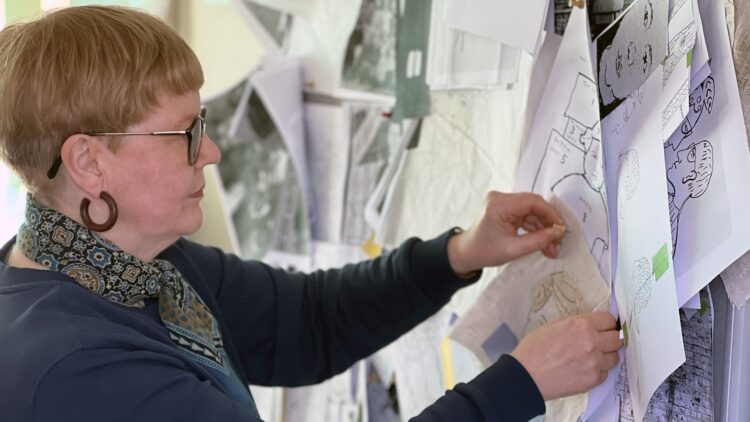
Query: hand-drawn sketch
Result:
<box><xmin>596</xmin><ymin>0</ymin><xmax>668</xmax><ymax>118</ymax></box>
<box><xmin>521</xmin><ymin>271</ymin><xmax>587</xmax><ymax>335</ymax></box>
<box><xmin>664</xmin><ymin>76</ymin><xmax>716</xmax><ymax>257</ymax></box>
<box><xmin>668</xmin><ymin>76</ymin><xmax>715</xmax><ymax>151</ymax></box>
<box><xmin>627</xmin><ymin>257</ymin><xmax>654</xmax><ymax>334</ymax></box>
<box><xmin>450</xmin><ymin>197</ymin><xmax>609</xmax><ymax>422</ymax></box>
<box><xmin>665</xmin><ymin>140</ymin><xmax>713</xmax><ymax>257</ymax></box>
<box><xmin>617</xmin><ymin>290</ymin><xmax>713</xmax><ymax>421</ymax></box>
<box><xmin>617</xmin><ymin>149</ymin><xmax>640</xmax><ymax>227</ymax></box>
<box><xmin>530</xmin><ymin>73</ymin><xmax>610</xmax><ymax>271</ymax></box>
<box><xmin>603</xmin><ymin>66</ymin><xmax>685</xmax><ymax>421</ymax></box>
<box><xmin>661</xmin><ymin>0</ymin><xmax>697</xmax><ymax>139</ymax></box>
<box><xmin>341</xmin><ymin>0</ymin><xmax>397</xmax><ymax>95</ymax></box>
<box><xmin>450</xmin><ymin>197</ymin><xmax>610</xmax><ymax>366</ymax></box>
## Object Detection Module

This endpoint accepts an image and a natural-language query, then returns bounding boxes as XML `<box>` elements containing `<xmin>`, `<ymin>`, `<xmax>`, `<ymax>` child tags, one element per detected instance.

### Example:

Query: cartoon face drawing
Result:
<box><xmin>598</xmin><ymin>0</ymin><xmax>661</xmax><ymax>111</ymax></box>
<box><xmin>666</xmin><ymin>140</ymin><xmax>713</xmax><ymax>208</ymax></box>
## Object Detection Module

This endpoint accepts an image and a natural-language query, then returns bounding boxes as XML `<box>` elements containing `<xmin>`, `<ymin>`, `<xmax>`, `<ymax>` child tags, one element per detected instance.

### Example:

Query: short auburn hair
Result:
<box><xmin>0</xmin><ymin>6</ymin><xmax>203</xmax><ymax>195</ymax></box>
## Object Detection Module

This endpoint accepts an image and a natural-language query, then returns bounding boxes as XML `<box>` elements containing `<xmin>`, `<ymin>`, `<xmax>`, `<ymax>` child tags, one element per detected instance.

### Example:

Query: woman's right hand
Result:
<box><xmin>510</xmin><ymin>312</ymin><xmax>623</xmax><ymax>400</ymax></box>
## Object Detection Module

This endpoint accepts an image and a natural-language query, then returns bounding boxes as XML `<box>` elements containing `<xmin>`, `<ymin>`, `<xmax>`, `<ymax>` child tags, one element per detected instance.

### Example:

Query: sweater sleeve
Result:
<box><xmin>410</xmin><ymin>355</ymin><xmax>546</xmax><ymax>421</ymax></box>
<box><xmin>183</xmin><ymin>230</ymin><xmax>477</xmax><ymax>387</ymax></box>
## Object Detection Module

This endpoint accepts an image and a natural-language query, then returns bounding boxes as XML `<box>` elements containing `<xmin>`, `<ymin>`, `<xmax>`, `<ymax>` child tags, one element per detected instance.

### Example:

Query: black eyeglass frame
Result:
<box><xmin>46</xmin><ymin>106</ymin><xmax>207</xmax><ymax>179</ymax></box>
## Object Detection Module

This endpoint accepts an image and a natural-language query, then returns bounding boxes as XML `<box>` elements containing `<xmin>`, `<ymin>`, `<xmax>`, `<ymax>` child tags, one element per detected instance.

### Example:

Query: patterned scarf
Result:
<box><xmin>16</xmin><ymin>195</ymin><xmax>228</xmax><ymax>371</ymax></box>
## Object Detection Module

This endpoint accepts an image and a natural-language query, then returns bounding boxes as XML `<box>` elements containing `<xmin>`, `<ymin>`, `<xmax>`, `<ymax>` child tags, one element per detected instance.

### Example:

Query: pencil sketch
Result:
<box><xmin>668</xmin><ymin>76</ymin><xmax>715</xmax><ymax>151</ymax></box>
<box><xmin>597</xmin><ymin>0</ymin><xmax>668</xmax><ymax>118</ymax></box>
<box><xmin>665</xmin><ymin>77</ymin><xmax>716</xmax><ymax>257</ymax></box>
<box><xmin>617</xmin><ymin>290</ymin><xmax>713</xmax><ymax>421</ymax></box>
<box><xmin>531</xmin><ymin>73</ymin><xmax>610</xmax><ymax>270</ymax></box>
<box><xmin>627</xmin><ymin>257</ymin><xmax>654</xmax><ymax>334</ymax></box>
<box><xmin>341</xmin><ymin>0</ymin><xmax>397</xmax><ymax>95</ymax></box>
<box><xmin>617</xmin><ymin>149</ymin><xmax>640</xmax><ymax>227</ymax></box>
<box><xmin>522</xmin><ymin>271</ymin><xmax>587</xmax><ymax>335</ymax></box>
<box><xmin>665</xmin><ymin>140</ymin><xmax>714</xmax><ymax>257</ymax></box>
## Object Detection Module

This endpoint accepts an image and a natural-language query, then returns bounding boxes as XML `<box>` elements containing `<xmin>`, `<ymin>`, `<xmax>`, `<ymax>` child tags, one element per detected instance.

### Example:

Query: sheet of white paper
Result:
<box><xmin>426</xmin><ymin>0</ymin><xmax>519</xmax><ymax>90</ymax></box>
<box><xmin>660</xmin><ymin>0</ymin><xmax>695</xmax><ymax>141</ymax></box>
<box><xmin>665</xmin><ymin>0</ymin><xmax>750</xmax><ymax>307</ymax></box>
<box><xmin>515</xmin><ymin>5</ymin><xmax>611</xmax><ymax>282</ymax></box>
<box><xmin>442</xmin><ymin>0</ymin><xmax>548</xmax><ymax>53</ymax></box>
<box><xmin>304</xmin><ymin>101</ymin><xmax>351</xmax><ymax>243</ymax></box>
<box><xmin>602</xmin><ymin>66</ymin><xmax>685</xmax><ymax>422</ymax></box>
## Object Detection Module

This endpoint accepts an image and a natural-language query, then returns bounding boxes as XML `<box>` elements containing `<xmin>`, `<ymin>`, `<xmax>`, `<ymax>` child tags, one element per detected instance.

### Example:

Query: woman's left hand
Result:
<box><xmin>447</xmin><ymin>191</ymin><xmax>566</xmax><ymax>276</ymax></box>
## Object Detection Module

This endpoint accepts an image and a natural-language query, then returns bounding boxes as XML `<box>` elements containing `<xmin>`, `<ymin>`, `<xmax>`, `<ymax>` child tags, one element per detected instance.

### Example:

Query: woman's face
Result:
<box><xmin>106</xmin><ymin>91</ymin><xmax>221</xmax><ymax>247</ymax></box>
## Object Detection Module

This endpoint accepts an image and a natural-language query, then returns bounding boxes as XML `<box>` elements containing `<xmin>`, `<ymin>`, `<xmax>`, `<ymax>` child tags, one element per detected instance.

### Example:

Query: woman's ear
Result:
<box><xmin>59</xmin><ymin>134</ymin><xmax>110</xmax><ymax>196</ymax></box>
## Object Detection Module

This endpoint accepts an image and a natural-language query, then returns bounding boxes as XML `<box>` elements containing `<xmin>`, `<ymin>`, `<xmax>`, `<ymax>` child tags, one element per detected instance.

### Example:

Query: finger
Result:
<box><xmin>513</xmin><ymin>193</ymin><xmax>565</xmax><ymax>226</ymax></box>
<box><xmin>541</xmin><ymin>242</ymin><xmax>559</xmax><ymax>259</ymax></box>
<box><xmin>598</xmin><ymin>351</ymin><xmax>620</xmax><ymax>371</ymax></box>
<box><xmin>588</xmin><ymin>312</ymin><xmax>618</xmax><ymax>331</ymax></box>
<box><xmin>596</xmin><ymin>329</ymin><xmax>623</xmax><ymax>352</ymax></box>
<box><xmin>511</xmin><ymin>226</ymin><xmax>566</xmax><ymax>258</ymax></box>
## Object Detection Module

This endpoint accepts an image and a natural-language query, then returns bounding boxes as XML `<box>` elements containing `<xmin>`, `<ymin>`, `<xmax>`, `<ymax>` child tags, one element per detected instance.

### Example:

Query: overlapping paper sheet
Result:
<box><xmin>441</xmin><ymin>0</ymin><xmax>548</xmax><ymax>53</ymax></box>
<box><xmin>602</xmin><ymin>65</ymin><xmax>685</xmax><ymax>422</ymax></box>
<box><xmin>426</xmin><ymin>0</ymin><xmax>521</xmax><ymax>90</ymax></box>
<box><xmin>450</xmin><ymin>197</ymin><xmax>610</xmax><ymax>421</ymax></box>
<box><xmin>515</xmin><ymin>4</ymin><xmax>611</xmax><ymax>283</ymax></box>
<box><xmin>666</xmin><ymin>0</ymin><xmax>750</xmax><ymax>308</ymax></box>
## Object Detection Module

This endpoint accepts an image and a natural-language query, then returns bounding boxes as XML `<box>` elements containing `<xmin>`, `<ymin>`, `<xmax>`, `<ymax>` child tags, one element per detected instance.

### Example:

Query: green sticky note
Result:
<box><xmin>653</xmin><ymin>243</ymin><xmax>670</xmax><ymax>281</ymax></box>
<box><xmin>687</xmin><ymin>49</ymin><xmax>693</xmax><ymax>67</ymax></box>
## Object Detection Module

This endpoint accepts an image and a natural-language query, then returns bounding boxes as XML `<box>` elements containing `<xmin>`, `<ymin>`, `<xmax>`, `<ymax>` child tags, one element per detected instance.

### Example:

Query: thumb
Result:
<box><xmin>511</xmin><ymin>225</ymin><xmax>565</xmax><ymax>258</ymax></box>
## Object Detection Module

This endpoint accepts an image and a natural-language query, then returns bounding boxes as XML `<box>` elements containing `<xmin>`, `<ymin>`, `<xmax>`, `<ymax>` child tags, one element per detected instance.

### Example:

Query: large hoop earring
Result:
<box><xmin>80</xmin><ymin>191</ymin><xmax>118</xmax><ymax>232</ymax></box>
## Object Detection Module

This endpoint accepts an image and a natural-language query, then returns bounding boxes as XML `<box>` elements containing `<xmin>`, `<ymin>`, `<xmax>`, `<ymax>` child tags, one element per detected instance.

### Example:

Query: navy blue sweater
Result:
<box><xmin>0</xmin><ymin>231</ymin><xmax>544</xmax><ymax>421</ymax></box>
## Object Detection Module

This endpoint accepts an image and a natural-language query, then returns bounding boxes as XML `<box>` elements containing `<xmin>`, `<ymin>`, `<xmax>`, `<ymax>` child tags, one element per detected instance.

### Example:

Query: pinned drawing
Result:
<box><xmin>665</xmin><ymin>77</ymin><xmax>716</xmax><ymax>257</ymax></box>
<box><xmin>617</xmin><ymin>149</ymin><xmax>640</xmax><ymax>227</ymax></box>
<box><xmin>596</xmin><ymin>0</ymin><xmax>668</xmax><ymax>118</ymax></box>
<box><xmin>666</xmin><ymin>140</ymin><xmax>714</xmax><ymax>256</ymax></box>
<box><xmin>522</xmin><ymin>271</ymin><xmax>587</xmax><ymax>335</ymax></box>
<box><xmin>531</xmin><ymin>73</ymin><xmax>610</xmax><ymax>270</ymax></box>
<box><xmin>668</xmin><ymin>76</ymin><xmax>715</xmax><ymax>151</ymax></box>
<box><xmin>627</xmin><ymin>257</ymin><xmax>654</xmax><ymax>334</ymax></box>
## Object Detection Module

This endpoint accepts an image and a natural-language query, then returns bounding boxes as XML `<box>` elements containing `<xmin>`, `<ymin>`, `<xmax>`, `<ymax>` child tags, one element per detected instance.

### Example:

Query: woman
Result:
<box><xmin>0</xmin><ymin>6</ymin><xmax>620</xmax><ymax>421</ymax></box>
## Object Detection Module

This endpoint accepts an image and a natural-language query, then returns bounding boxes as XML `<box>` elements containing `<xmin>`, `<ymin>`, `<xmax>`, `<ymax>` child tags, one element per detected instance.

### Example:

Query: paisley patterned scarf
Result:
<box><xmin>17</xmin><ymin>195</ymin><xmax>229</xmax><ymax>371</ymax></box>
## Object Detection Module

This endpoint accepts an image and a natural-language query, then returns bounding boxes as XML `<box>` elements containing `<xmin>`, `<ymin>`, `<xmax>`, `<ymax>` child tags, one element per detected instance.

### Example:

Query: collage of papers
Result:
<box><xmin>202</xmin><ymin>0</ymin><xmax>750</xmax><ymax>421</ymax></box>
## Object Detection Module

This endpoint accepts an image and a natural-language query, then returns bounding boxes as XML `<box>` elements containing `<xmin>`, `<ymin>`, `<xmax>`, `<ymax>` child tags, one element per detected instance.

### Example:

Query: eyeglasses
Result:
<box><xmin>47</xmin><ymin>106</ymin><xmax>207</xmax><ymax>179</ymax></box>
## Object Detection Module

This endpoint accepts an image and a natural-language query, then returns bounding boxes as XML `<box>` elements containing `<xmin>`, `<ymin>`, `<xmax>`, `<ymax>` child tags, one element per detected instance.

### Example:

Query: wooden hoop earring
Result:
<box><xmin>80</xmin><ymin>191</ymin><xmax>118</xmax><ymax>232</ymax></box>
